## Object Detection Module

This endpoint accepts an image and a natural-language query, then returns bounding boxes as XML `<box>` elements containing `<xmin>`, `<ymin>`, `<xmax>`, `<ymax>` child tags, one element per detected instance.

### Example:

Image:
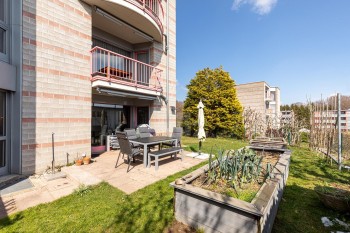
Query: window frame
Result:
<box><xmin>0</xmin><ymin>0</ymin><xmax>9</xmax><ymax>62</ymax></box>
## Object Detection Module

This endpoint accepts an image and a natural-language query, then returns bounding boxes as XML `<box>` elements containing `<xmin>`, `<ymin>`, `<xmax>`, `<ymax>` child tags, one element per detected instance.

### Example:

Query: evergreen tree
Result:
<box><xmin>182</xmin><ymin>67</ymin><xmax>244</xmax><ymax>138</ymax></box>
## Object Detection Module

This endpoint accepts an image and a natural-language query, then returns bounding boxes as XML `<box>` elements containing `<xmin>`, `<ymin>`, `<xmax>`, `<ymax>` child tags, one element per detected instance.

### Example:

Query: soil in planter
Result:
<box><xmin>191</xmin><ymin>151</ymin><xmax>281</xmax><ymax>202</ymax></box>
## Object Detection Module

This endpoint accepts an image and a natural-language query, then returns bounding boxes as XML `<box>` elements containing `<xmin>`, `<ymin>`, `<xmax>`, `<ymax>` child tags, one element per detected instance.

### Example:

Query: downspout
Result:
<box><xmin>166</xmin><ymin>0</ymin><xmax>170</xmax><ymax>136</ymax></box>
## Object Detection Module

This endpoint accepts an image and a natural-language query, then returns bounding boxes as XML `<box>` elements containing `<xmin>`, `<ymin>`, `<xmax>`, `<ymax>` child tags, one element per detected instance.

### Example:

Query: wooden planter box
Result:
<box><xmin>170</xmin><ymin>149</ymin><xmax>291</xmax><ymax>233</ymax></box>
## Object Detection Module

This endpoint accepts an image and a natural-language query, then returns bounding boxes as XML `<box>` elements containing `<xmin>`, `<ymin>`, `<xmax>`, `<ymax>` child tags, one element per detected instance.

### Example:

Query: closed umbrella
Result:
<box><xmin>197</xmin><ymin>100</ymin><xmax>206</xmax><ymax>155</ymax></box>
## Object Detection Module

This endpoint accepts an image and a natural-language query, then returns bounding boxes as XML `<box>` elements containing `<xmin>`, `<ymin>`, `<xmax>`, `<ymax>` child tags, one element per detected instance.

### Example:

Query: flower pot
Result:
<box><xmin>83</xmin><ymin>157</ymin><xmax>91</xmax><ymax>165</ymax></box>
<box><xmin>75</xmin><ymin>159</ymin><xmax>83</xmax><ymax>166</ymax></box>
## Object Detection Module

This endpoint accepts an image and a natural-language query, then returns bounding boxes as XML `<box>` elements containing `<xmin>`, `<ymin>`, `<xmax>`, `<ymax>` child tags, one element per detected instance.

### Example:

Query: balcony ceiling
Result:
<box><xmin>84</xmin><ymin>0</ymin><xmax>163</xmax><ymax>43</ymax></box>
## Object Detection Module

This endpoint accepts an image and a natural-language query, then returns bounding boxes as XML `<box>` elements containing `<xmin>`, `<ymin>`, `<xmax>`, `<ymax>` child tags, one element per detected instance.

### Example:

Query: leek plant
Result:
<box><xmin>207</xmin><ymin>147</ymin><xmax>272</xmax><ymax>189</ymax></box>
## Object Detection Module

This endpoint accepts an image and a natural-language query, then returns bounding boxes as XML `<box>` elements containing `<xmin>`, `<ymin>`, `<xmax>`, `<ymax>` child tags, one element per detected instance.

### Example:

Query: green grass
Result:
<box><xmin>0</xmin><ymin>162</ymin><xmax>207</xmax><ymax>233</ymax></box>
<box><xmin>1</xmin><ymin>138</ymin><xmax>349</xmax><ymax>233</ymax></box>
<box><xmin>181</xmin><ymin>136</ymin><xmax>248</xmax><ymax>154</ymax></box>
<box><xmin>272</xmin><ymin>146</ymin><xmax>350</xmax><ymax>233</ymax></box>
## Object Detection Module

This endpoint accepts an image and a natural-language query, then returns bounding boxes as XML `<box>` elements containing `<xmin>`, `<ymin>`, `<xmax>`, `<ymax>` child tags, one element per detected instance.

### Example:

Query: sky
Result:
<box><xmin>176</xmin><ymin>0</ymin><xmax>350</xmax><ymax>105</ymax></box>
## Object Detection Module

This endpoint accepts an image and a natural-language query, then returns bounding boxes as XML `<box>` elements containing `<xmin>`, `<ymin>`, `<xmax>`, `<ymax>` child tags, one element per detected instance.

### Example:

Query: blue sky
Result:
<box><xmin>176</xmin><ymin>0</ymin><xmax>350</xmax><ymax>105</ymax></box>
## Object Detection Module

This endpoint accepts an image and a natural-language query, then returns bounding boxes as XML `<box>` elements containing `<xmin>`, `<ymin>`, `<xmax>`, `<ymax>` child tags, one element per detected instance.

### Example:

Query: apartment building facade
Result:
<box><xmin>0</xmin><ymin>0</ymin><xmax>176</xmax><ymax>176</ymax></box>
<box><xmin>313</xmin><ymin>110</ymin><xmax>350</xmax><ymax>132</ymax></box>
<box><xmin>281</xmin><ymin>110</ymin><xmax>294</xmax><ymax>126</ymax></box>
<box><xmin>236</xmin><ymin>81</ymin><xmax>281</xmax><ymax>128</ymax></box>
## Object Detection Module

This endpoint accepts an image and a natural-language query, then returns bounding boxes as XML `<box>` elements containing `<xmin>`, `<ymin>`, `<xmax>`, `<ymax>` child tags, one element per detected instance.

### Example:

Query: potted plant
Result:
<box><xmin>83</xmin><ymin>156</ymin><xmax>91</xmax><ymax>165</ymax></box>
<box><xmin>75</xmin><ymin>156</ymin><xmax>83</xmax><ymax>166</ymax></box>
<box><xmin>171</xmin><ymin>146</ymin><xmax>291</xmax><ymax>233</ymax></box>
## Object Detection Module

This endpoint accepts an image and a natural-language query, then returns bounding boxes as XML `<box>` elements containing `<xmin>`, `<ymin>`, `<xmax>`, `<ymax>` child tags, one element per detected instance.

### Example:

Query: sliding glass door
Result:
<box><xmin>0</xmin><ymin>91</ymin><xmax>7</xmax><ymax>175</ymax></box>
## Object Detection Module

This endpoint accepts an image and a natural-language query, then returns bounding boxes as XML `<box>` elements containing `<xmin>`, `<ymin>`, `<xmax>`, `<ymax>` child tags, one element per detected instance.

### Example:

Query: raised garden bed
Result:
<box><xmin>250</xmin><ymin>137</ymin><xmax>287</xmax><ymax>150</ymax></box>
<box><xmin>170</xmin><ymin>146</ymin><xmax>291</xmax><ymax>233</ymax></box>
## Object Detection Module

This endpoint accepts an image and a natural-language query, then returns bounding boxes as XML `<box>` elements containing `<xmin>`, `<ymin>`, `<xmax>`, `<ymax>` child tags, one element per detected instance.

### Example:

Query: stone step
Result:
<box><xmin>0</xmin><ymin>174</ymin><xmax>22</xmax><ymax>189</ymax></box>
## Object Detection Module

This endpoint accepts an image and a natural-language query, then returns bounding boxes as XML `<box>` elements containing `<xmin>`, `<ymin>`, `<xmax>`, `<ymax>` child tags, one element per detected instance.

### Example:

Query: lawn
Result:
<box><xmin>1</xmin><ymin>139</ymin><xmax>349</xmax><ymax>232</ymax></box>
<box><xmin>272</xmin><ymin>146</ymin><xmax>350</xmax><ymax>233</ymax></box>
<box><xmin>181</xmin><ymin>136</ymin><xmax>247</xmax><ymax>155</ymax></box>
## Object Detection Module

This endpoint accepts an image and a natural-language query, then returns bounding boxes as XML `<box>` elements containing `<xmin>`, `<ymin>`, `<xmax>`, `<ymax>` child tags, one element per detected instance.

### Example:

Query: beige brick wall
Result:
<box><xmin>149</xmin><ymin>0</ymin><xmax>176</xmax><ymax>136</ymax></box>
<box><xmin>22</xmin><ymin>0</ymin><xmax>92</xmax><ymax>174</ymax></box>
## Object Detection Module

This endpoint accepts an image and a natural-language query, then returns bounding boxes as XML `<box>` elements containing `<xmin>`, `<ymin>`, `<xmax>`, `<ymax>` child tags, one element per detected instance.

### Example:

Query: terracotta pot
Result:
<box><xmin>83</xmin><ymin>157</ymin><xmax>91</xmax><ymax>165</ymax></box>
<box><xmin>75</xmin><ymin>159</ymin><xmax>83</xmax><ymax>166</ymax></box>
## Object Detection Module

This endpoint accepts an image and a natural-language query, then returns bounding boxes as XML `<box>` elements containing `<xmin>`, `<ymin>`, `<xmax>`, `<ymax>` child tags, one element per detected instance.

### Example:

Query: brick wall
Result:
<box><xmin>22</xmin><ymin>0</ymin><xmax>92</xmax><ymax>174</ymax></box>
<box><xmin>149</xmin><ymin>0</ymin><xmax>177</xmax><ymax>135</ymax></box>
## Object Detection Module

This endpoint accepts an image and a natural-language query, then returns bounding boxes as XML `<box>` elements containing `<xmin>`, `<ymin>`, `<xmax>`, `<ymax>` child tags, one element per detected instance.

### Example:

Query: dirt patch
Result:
<box><xmin>164</xmin><ymin>220</ymin><xmax>197</xmax><ymax>233</ymax></box>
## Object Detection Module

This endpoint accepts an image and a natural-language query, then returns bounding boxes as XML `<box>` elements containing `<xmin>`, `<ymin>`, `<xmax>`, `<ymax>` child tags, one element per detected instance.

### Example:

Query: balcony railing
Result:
<box><xmin>90</xmin><ymin>46</ymin><xmax>163</xmax><ymax>93</ymax></box>
<box><xmin>125</xmin><ymin>0</ymin><xmax>164</xmax><ymax>33</ymax></box>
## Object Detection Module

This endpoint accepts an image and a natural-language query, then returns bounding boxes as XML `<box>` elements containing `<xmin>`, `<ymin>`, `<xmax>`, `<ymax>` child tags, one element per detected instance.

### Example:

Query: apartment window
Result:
<box><xmin>0</xmin><ymin>0</ymin><xmax>9</xmax><ymax>61</ymax></box>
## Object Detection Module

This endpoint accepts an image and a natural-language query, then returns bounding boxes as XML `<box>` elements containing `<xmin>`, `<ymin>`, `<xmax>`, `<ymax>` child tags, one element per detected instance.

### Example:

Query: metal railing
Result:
<box><xmin>125</xmin><ymin>0</ymin><xmax>164</xmax><ymax>33</ymax></box>
<box><xmin>90</xmin><ymin>46</ymin><xmax>163</xmax><ymax>92</ymax></box>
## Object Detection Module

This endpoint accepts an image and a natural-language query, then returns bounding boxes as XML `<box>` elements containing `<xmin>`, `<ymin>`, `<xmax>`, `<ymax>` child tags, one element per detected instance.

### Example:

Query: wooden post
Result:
<box><xmin>337</xmin><ymin>93</ymin><xmax>342</xmax><ymax>170</ymax></box>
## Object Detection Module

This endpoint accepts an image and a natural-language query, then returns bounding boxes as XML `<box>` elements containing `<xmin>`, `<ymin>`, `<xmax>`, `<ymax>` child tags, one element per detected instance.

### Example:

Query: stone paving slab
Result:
<box><xmin>0</xmin><ymin>176</ymin><xmax>80</xmax><ymax>219</ymax></box>
<box><xmin>63</xmin><ymin>150</ymin><xmax>202</xmax><ymax>194</ymax></box>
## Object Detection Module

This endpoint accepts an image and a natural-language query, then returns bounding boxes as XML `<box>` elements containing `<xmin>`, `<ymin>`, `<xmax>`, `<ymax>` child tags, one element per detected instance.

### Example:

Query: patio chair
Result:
<box><xmin>161</xmin><ymin>127</ymin><xmax>183</xmax><ymax>149</ymax></box>
<box><xmin>115</xmin><ymin>132</ymin><xmax>143</xmax><ymax>172</ymax></box>
<box><xmin>139</xmin><ymin>127</ymin><xmax>152</xmax><ymax>138</ymax></box>
<box><xmin>124</xmin><ymin>129</ymin><xmax>141</xmax><ymax>148</ymax></box>
<box><xmin>139</xmin><ymin>127</ymin><xmax>159</xmax><ymax>150</ymax></box>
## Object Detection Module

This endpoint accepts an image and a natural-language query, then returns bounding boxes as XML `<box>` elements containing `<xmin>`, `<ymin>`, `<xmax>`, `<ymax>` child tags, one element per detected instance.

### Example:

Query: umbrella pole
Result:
<box><xmin>199</xmin><ymin>140</ymin><xmax>202</xmax><ymax>155</ymax></box>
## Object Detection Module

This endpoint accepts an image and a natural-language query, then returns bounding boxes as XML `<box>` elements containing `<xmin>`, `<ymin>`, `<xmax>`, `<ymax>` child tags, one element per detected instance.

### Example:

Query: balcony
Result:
<box><xmin>265</xmin><ymin>94</ymin><xmax>275</xmax><ymax>102</ymax></box>
<box><xmin>85</xmin><ymin>0</ymin><xmax>164</xmax><ymax>42</ymax></box>
<box><xmin>90</xmin><ymin>46</ymin><xmax>163</xmax><ymax>96</ymax></box>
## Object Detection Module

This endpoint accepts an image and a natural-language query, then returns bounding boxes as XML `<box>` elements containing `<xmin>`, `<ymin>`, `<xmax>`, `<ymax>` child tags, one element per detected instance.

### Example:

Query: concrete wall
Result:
<box><xmin>22</xmin><ymin>0</ymin><xmax>92</xmax><ymax>174</ymax></box>
<box><xmin>236</xmin><ymin>81</ymin><xmax>266</xmax><ymax>116</ymax></box>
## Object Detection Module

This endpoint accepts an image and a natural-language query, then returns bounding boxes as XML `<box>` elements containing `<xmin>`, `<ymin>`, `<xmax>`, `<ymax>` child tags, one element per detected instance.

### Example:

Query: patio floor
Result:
<box><xmin>63</xmin><ymin>150</ymin><xmax>204</xmax><ymax>194</ymax></box>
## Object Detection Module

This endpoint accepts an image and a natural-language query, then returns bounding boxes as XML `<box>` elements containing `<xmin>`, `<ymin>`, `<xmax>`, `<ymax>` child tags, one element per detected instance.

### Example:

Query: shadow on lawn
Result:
<box><xmin>105</xmin><ymin>180</ymin><xmax>176</xmax><ymax>232</ymax></box>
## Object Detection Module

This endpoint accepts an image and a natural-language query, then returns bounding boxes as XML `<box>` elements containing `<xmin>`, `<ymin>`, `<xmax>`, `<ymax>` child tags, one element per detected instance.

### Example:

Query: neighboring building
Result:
<box><xmin>313</xmin><ymin>110</ymin><xmax>350</xmax><ymax>132</ymax></box>
<box><xmin>281</xmin><ymin>110</ymin><xmax>294</xmax><ymax>126</ymax></box>
<box><xmin>0</xmin><ymin>0</ymin><xmax>176</xmax><ymax>175</ymax></box>
<box><xmin>236</xmin><ymin>81</ymin><xmax>281</xmax><ymax>128</ymax></box>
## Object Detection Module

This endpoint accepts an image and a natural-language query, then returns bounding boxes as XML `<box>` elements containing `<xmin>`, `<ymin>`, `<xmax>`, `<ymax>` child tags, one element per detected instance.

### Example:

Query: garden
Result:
<box><xmin>0</xmin><ymin>137</ymin><xmax>349</xmax><ymax>232</ymax></box>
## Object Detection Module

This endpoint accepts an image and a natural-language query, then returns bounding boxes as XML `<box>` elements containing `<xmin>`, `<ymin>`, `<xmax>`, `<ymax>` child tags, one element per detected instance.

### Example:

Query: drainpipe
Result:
<box><xmin>166</xmin><ymin>0</ymin><xmax>170</xmax><ymax>136</ymax></box>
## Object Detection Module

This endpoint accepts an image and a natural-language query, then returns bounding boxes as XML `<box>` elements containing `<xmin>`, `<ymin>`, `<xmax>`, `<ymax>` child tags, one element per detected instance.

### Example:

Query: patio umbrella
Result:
<box><xmin>197</xmin><ymin>100</ymin><xmax>206</xmax><ymax>155</ymax></box>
